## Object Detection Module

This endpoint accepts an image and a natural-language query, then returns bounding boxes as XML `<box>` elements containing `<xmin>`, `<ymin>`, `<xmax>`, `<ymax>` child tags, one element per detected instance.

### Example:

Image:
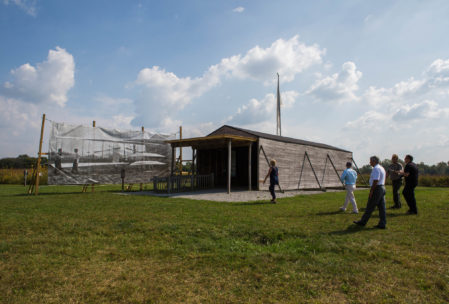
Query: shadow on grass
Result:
<box><xmin>316</xmin><ymin>211</ymin><xmax>346</xmax><ymax>215</ymax></box>
<box><xmin>13</xmin><ymin>191</ymin><xmax>86</xmax><ymax>197</ymax></box>
<box><xmin>234</xmin><ymin>201</ymin><xmax>272</xmax><ymax>206</ymax></box>
<box><xmin>386</xmin><ymin>212</ymin><xmax>416</xmax><ymax>217</ymax></box>
<box><xmin>328</xmin><ymin>225</ymin><xmax>380</xmax><ymax>235</ymax></box>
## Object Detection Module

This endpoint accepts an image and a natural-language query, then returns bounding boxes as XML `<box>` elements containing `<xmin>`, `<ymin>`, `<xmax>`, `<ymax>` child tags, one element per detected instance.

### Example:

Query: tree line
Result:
<box><xmin>1</xmin><ymin>155</ymin><xmax>448</xmax><ymax>176</ymax></box>
<box><xmin>358</xmin><ymin>159</ymin><xmax>449</xmax><ymax>176</ymax></box>
<box><xmin>0</xmin><ymin>154</ymin><xmax>48</xmax><ymax>169</ymax></box>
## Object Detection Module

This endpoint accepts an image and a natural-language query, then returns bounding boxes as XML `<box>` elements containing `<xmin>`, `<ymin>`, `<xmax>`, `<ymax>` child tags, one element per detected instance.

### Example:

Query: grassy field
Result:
<box><xmin>0</xmin><ymin>185</ymin><xmax>448</xmax><ymax>303</ymax></box>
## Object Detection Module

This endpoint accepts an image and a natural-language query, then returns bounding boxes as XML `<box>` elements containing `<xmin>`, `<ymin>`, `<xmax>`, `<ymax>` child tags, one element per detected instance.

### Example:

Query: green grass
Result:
<box><xmin>1</xmin><ymin>185</ymin><xmax>448</xmax><ymax>304</ymax></box>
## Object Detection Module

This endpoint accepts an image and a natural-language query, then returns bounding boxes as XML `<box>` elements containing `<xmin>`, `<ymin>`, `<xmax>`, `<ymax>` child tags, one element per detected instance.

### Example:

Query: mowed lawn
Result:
<box><xmin>0</xmin><ymin>185</ymin><xmax>448</xmax><ymax>304</ymax></box>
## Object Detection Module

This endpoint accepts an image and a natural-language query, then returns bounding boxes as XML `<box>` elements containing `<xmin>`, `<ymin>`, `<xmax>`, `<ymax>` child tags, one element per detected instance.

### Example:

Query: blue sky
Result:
<box><xmin>1</xmin><ymin>0</ymin><xmax>449</xmax><ymax>165</ymax></box>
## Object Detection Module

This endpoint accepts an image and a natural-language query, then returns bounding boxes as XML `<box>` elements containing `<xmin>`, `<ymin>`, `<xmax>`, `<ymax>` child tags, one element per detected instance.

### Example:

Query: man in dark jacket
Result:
<box><xmin>400</xmin><ymin>154</ymin><xmax>419</xmax><ymax>214</ymax></box>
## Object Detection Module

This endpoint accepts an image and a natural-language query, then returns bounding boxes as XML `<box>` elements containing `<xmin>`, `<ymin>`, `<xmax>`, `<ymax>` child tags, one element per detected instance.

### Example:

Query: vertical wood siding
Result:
<box><xmin>258</xmin><ymin>138</ymin><xmax>352</xmax><ymax>190</ymax></box>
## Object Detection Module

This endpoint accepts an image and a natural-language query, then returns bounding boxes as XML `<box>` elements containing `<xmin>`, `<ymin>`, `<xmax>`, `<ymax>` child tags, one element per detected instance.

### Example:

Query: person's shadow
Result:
<box><xmin>327</xmin><ymin>225</ymin><xmax>378</xmax><ymax>235</ymax></box>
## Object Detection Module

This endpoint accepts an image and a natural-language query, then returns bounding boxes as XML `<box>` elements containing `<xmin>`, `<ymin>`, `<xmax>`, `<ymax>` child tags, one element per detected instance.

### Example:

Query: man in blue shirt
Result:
<box><xmin>339</xmin><ymin>162</ymin><xmax>358</xmax><ymax>213</ymax></box>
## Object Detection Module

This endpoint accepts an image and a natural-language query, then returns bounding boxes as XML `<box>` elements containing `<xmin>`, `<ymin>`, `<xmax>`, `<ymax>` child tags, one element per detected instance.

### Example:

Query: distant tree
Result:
<box><xmin>356</xmin><ymin>158</ymin><xmax>449</xmax><ymax>176</ymax></box>
<box><xmin>0</xmin><ymin>154</ymin><xmax>47</xmax><ymax>169</ymax></box>
<box><xmin>182</xmin><ymin>161</ymin><xmax>192</xmax><ymax>173</ymax></box>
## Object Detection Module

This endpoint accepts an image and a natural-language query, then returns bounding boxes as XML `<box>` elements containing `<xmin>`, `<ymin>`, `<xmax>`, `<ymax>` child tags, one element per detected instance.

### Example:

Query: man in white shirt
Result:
<box><xmin>354</xmin><ymin>156</ymin><xmax>387</xmax><ymax>229</ymax></box>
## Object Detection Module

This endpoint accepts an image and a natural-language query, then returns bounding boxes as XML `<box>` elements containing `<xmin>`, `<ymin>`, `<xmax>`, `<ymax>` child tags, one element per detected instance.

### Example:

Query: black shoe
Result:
<box><xmin>406</xmin><ymin>210</ymin><xmax>417</xmax><ymax>215</ymax></box>
<box><xmin>353</xmin><ymin>220</ymin><xmax>365</xmax><ymax>226</ymax></box>
<box><xmin>374</xmin><ymin>225</ymin><xmax>386</xmax><ymax>229</ymax></box>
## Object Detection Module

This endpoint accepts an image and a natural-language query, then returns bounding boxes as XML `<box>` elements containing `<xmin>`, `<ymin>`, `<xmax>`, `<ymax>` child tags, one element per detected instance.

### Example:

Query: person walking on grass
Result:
<box><xmin>386</xmin><ymin>154</ymin><xmax>403</xmax><ymax>209</ymax></box>
<box><xmin>354</xmin><ymin>156</ymin><xmax>387</xmax><ymax>229</ymax></box>
<box><xmin>400</xmin><ymin>154</ymin><xmax>419</xmax><ymax>215</ymax></box>
<box><xmin>339</xmin><ymin>162</ymin><xmax>358</xmax><ymax>214</ymax></box>
<box><xmin>263</xmin><ymin>159</ymin><xmax>279</xmax><ymax>204</ymax></box>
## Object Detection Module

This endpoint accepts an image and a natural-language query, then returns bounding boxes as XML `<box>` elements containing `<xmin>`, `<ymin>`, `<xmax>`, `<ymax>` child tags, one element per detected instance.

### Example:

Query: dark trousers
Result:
<box><xmin>360</xmin><ymin>185</ymin><xmax>386</xmax><ymax>227</ymax></box>
<box><xmin>402</xmin><ymin>184</ymin><xmax>417</xmax><ymax>214</ymax></box>
<box><xmin>269</xmin><ymin>183</ymin><xmax>276</xmax><ymax>200</ymax></box>
<box><xmin>391</xmin><ymin>179</ymin><xmax>402</xmax><ymax>208</ymax></box>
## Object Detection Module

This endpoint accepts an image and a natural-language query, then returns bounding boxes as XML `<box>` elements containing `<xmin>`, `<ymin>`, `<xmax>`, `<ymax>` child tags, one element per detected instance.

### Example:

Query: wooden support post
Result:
<box><xmin>171</xmin><ymin>145</ymin><xmax>175</xmax><ymax>176</ymax></box>
<box><xmin>256</xmin><ymin>142</ymin><xmax>260</xmax><ymax>190</ymax></box>
<box><xmin>192</xmin><ymin>148</ymin><xmax>195</xmax><ymax>176</ymax></box>
<box><xmin>34</xmin><ymin>114</ymin><xmax>46</xmax><ymax>195</ymax></box>
<box><xmin>91</xmin><ymin>121</ymin><xmax>96</xmax><ymax>193</ymax></box>
<box><xmin>179</xmin><ymin>126</ymin><xmax>183</xmax><ymax>173</ymax></box>
<box><xmin>305</xmin><ymin>151</ymin><xmax>323</xmax><ymax>191</ymax></box>
<box><xmin>227</xmin><ymin>139</ymin><xmax>231</xmax><ymax>194</ymax></box>
<box><xmin>259</xmin><ymin>145</ymin><xmax>284</xmax><ymax>192</ymax></box>
<box><xmin>327</xmin><ymin>154</ymin><xmax>345</xmax><ymax>187</ymax></box>
<box><xmin>321</xmin><ymin>155</ymin><xmax>328</xmax><ymax>186</ymax></box>
<box><xmin>351</xmin><ymin>157</ymin><xmax>369</xmax><ymax>186</ymax></box>
<box><xmin>248</xmin><ymin>143</ymin><xmax>252</xmax><ymax>191</ymax></box>
<box><xmin>298</xmin><ymin>152</ymin><xmax>307</xmax><ymax>189</ymax></box>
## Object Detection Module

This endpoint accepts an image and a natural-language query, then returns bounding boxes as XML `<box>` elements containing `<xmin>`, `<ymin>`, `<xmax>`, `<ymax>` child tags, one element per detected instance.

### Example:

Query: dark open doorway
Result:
<box><xmin>197</xmin><ymin>142</ymin><xmax>257</xmax><ymax>189</ymax></box>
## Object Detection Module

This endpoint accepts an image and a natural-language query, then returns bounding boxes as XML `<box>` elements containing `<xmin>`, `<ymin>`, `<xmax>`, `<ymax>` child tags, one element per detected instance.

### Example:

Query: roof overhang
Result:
<box><xmin>166</xmin><ymin>134</ymin><xmax>257</xmax><ymax>149</ymax></box>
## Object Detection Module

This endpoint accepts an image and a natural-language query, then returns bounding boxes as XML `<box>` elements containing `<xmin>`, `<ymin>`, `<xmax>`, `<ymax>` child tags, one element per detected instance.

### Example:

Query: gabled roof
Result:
<box><xmin>208</xmin><ymin>125</ymin><xmax>351</xmax><ymax>153</ymax></box>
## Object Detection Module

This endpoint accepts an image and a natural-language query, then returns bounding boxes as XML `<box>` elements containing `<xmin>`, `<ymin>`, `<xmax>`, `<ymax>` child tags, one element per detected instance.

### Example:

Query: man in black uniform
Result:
<box><xmin>401</xmin><ymin>154</ymin><xmax>419</xmax><ymax>214</ymax></box>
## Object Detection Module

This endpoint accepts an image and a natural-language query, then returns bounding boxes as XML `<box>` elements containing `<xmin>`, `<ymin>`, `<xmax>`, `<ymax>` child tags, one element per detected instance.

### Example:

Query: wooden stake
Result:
<box><xmin>34</xmin><ymin>114</ymin><xmax>46</xmax><ymax>195</ymax></box>
<box><xmin>179</xmin><ymin>126</ymin><xmax>183</xmax><ymax>173</ymax></box>
<box><xmin>227</xmin><ymin>139</ymin><xmax>231</xmax><ymax>194</ymax></box>
<box><xmin>248</xmin><ymin>143</ymin><xmax>252</xmax><ymax>191</ymax></box>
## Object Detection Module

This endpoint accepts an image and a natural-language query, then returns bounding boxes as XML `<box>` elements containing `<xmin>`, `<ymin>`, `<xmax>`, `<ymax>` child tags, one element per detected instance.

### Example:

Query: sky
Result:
<box><xmin>1</xmin><ymin>0</ymin><xmax>449</xmax><ymax>165</ymax></box>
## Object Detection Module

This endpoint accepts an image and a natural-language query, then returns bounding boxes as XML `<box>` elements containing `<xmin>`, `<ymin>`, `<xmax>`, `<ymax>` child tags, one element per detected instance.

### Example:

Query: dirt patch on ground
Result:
<box><xmin>121</xmin><ymin>188</ymin><xmax>355</xmax><ymax>202</ymax></box>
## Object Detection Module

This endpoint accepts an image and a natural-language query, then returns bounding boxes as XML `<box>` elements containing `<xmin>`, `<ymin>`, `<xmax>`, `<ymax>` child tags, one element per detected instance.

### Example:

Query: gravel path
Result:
<box><xmin>121</xmin><ymin>188</ymin><xmax>353</xmax><ymax>202</ymax></box>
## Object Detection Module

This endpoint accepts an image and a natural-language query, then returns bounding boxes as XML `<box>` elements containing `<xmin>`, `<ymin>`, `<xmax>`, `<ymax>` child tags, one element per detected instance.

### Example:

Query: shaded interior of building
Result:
<box><xmin>196</xmin><ymin>143</ymin><xmax>258</xmax><ymax>189</ymax></box>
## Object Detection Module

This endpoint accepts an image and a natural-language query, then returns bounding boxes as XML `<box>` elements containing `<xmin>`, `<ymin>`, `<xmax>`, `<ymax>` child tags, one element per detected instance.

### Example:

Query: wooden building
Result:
<box><xmin>166</xmin><ymin>125</ymin><xmax>353</xmax><ymax>193</ymax></box>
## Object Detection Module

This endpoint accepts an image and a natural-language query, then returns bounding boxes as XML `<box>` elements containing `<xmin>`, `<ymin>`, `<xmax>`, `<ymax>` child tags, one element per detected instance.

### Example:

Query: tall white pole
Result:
<box><xmin>276</xmin><ymin>73</ymin><xmax>281</xmax><ymax>136</ymax></box>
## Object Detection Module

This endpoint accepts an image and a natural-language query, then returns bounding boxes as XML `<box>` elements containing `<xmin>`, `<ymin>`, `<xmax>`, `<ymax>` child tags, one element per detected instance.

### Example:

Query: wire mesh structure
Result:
<box><xmin>47</xmin><ymin>122</ymin><xmax>175</xmax><ymax>185</ymax></box>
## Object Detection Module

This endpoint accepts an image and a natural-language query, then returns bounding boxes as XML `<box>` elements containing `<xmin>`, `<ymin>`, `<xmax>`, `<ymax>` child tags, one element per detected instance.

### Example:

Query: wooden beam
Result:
<box><xmin>327</xmin><ymin>154</ymin><xmax>345</xmax><ymax>187</ymax></box>
<box><xmin>34</xmin><ymin>113</ymin><xmax>46</xmax><ymax>195</ymax></box>
<box><xmin>248</xmin><ymin>143</ymin><xmax>252</xmax><ymax>191</ymax></box>
<box><xmin>227</xmin><ymin>139</ymin><xmax>231</xmax><ymax>194</ymax></box>
<box><xmin>179</xmin><ymin>126</ymin><xmax>183</xmax><ymax>173</ymax></box>
<box><xmin>171</xmin><ymin>145</ymin><xmax>175</xmax><ymax>176</ymax></box>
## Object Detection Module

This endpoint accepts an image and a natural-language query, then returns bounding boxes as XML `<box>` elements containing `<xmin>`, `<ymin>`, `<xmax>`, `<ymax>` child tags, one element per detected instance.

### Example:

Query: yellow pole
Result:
<box><xmin>35</xmin><ymin>114</ymin><xmax>46</xmax><ymax>195</ymax></box>
<box><xmin>179</xmin><ymin>126</ymin><xmax>183</xmax><ymax>174</ymax></box>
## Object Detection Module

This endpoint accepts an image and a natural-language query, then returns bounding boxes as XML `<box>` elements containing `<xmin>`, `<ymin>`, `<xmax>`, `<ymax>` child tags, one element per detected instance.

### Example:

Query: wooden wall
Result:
<box><xmin>258</xmin><ymin>138</ymin><xmax>352</xmax><ymax>190</ymax></box>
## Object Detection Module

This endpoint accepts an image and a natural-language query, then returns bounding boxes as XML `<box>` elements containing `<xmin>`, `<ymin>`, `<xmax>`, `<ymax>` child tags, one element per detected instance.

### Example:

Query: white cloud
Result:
<box><xmin>233</xmin><ymin>6</ymin><xmax>245</xmax><ymax>13</ymax></box>
<box><xmin>427</xmin><ymin>58</ymin><xmax>449</xmax><ymax>75</ymax></box>
<box><xmin>110</xmin><ymin>115</ymin><xmax>134</xmax><ymax>130</ymax></box>
<box><xmin>392</xmin><ymin>100</ymin><xmax>449</xmax><ymax>121</ymax></box>
<box><xmin>364</xmin><ymin>58</ymin><xmax>449</xmax><ymax>108</ymax></box>
<box><xmin>132</xmin><ymin>36</ymin><xmax>324</xmax><ymax>128</ymax></box>
<box><xmin>95</xmin><ymin>95</ymin><xmax>133</xmax><ymax>107</ymax></box>
<box><xmin>3</xmin><ymin>0</ymin><xmax>37</xmax><ymax>16</ymax></box>
<box><xmin>227</xmin><ymin>91</ymin><xmax>299</xmax><ymax>125</ymax></box>
<box><xmin>426</xmin><ymin>58</ymin><xmax>449</xmax><ymax>87</ymax></box>
<box><xmin>306</xmin><ymin>61</ymin><xmax>362</xmax><ymax>103</ymax></box>
<box><xmin>223</xmin><ymin>35</ymin><xmax>325</xmax><ymax>84</ymax></box>
<box><xmin>2</xmin><ymin>47</ymin><xmax>75</xmax><ymax>107</ymax></box>
<box><xmin>344</xmin><ymin>110</ymin><xmax>391</xmax><ymax>132</ymax></box>
<box><xmin>0</xmin><ymin>96</ymin><xmax>42</xmax><ymax>157</ymax></box>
